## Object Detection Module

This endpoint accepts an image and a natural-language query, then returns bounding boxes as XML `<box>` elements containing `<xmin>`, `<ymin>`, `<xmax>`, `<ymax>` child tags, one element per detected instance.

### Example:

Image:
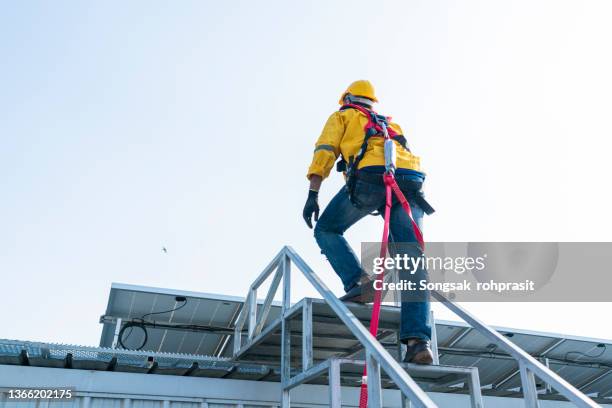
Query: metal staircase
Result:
<box><xmin>232</xmin><ymin>246</ymin><xmax>600</xmax><ymax>408</ymax></box>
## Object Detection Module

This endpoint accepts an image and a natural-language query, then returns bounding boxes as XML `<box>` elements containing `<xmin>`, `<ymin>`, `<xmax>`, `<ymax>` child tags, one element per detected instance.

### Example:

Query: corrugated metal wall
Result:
<box><xmin>3</xmin><ymin>365</ymin><xmax>610</xmax><ymax>407</ymax></box>
<box><xmin>0</xmin><ymin>396</ymin><xmax>280</xmax><ymax>408</ymax></box>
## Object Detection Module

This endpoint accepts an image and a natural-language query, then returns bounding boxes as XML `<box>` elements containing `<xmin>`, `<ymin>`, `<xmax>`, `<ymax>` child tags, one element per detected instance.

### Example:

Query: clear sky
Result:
<box><xmin>1</xmin><ymin>0</ymin><xmax>611</xmax><ymax>346</ymax></box>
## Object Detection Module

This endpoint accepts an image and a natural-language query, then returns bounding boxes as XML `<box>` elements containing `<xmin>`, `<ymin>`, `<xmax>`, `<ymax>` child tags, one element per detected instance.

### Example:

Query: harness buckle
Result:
<box><xmin>382</xmin><ymin>122</ymin><xmax>396</xmax><ymax>174</ymax></box>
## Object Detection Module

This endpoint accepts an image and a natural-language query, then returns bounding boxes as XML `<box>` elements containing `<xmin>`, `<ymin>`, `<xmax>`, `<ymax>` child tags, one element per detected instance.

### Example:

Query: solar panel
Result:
<box><xmin>433</xmin><ymin>319</ymin><xmax>612</xmax><ymax>398</ymax></box>
<box><xmin>99</xmin><ymin>283</ymin><xmax>282</xmax><ymax>357</ymax></box>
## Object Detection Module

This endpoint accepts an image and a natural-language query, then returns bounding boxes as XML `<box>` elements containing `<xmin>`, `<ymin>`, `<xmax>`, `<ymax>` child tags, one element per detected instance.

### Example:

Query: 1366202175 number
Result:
<box><xmin>6</xmin><ymin>388</ymin><xmax>73</xmax><ymax>400</ymax></box>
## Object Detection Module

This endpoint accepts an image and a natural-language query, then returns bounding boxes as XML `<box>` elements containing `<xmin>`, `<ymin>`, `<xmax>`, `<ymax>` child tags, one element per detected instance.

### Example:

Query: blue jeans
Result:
<box><xmin>313</xmin><ymin>179</ymin><xmax>431</xmax><ymax>342</ymax></box>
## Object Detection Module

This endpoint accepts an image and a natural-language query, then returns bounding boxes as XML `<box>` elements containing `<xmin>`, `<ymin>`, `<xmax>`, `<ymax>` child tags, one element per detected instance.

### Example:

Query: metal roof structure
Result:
<box><xmin>0</xmin><ymin>339</ymin><xmax>272</xmax><ymax>380</ymax></box>
<box><xmin>0</xmin><ymin>339</ymin><xmax>478</xmax><ymax>390</ymax></box>
<box><xmin>97</xmin><ymin>283</ymin><xmax>612</xmax><ymax>403</ymax></box>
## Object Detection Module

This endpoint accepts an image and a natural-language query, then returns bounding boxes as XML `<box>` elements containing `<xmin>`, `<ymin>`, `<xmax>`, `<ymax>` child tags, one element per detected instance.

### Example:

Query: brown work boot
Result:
<box><xmin>339</xmin><ymin>283</ymin><xmax>366</xmax><ymax>303</ymax></box>
<box><xmin>402</xmin><ymin>340</ymin><xmax>434</xmax><ymax>365</ymax></box>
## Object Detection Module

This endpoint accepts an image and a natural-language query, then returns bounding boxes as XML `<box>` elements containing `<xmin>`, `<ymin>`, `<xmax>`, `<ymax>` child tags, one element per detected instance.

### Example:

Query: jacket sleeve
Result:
<box><xmin>306</xmin><ymin>112</ymin><xmax>344</xmax><ymax>179</ymax></box>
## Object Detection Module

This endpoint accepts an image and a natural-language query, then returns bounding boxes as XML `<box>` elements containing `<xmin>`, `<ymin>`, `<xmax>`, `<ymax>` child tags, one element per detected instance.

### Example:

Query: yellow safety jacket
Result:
<box><xmin>307</xmin><ymin>107</ymin><xmax>421</xmax><ymax>179</ymax></box>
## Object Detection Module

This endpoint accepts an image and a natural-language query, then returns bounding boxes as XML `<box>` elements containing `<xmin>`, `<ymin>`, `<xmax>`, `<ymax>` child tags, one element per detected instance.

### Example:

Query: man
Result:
<box><xmin>302</xmin><ymin>80</ymin><xmax>435</xmax><ymax>364</ymax></box>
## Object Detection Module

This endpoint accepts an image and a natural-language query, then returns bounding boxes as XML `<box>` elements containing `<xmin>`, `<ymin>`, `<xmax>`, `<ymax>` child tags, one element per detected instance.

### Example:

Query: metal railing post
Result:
<box><xmin>280</xmin><ymin>254</ymin><xmax>291</xmax><ymax>407</ymax></box>
<box><xmin>467</xmin><ymin>367</ymin><xmax>484</xmax><ymax>408</ymax></box>
<box><xmin>247</xmin><ymin>288</ymin><xmax>257</xmax><ymax>340</ymax></box>
<box><xmin>430</xmin><ymin>310</ymin><xmax>439</xmax><ymax>365</ymax></box>
<box><xmin>329</xmin><ymin>359</ymin><xmax>342</xmax><ymax>408</ymax></box>
<box><xmin>111</xmin><ymin>318</ymin><xmax>122</xmax><ymax>349</ymax></box>
<box><xmin>520</xmin><ymin>362</ymin><xmax>540</xmax><ymax>408</ymax></box>
<box><xmin>302</xmin><ymin>298</ymin><xmax>313</xmax><ymax>371</ymax></box>
<box><xmin>233</xmin><ymin>291</ymin><xmax>250</xmax><ymax>356</ymax></box>
<box><xmin>282</xmin><ymin>254</ymin><xmax>291</xmax><ymax>310</ymax></box>
<box><xmin>543</xmin><ymin>358</ymin><xmax>553</xmax><ymax>395</ymax></box>
<box><xmin>233</xmin><ymin>326</ymin><xmax>241</xmax><ymax>356</ymax></box>
<box><xmin>366</xmin><ymin>350</ymin><xmax>383</xmax><ymax>408</ymax></box>
<box><xmin>396</xmin><ymin>332</ymin><xmax>404</xmax><ymax>361</ymax></box>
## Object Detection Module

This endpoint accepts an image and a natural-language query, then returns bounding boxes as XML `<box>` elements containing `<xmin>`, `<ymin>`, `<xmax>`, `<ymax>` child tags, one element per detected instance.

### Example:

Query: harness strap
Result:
<box><xmin>338</xmin><ymin>104</ymin><xmax>410</xmax><ymax>176</ymax></box>
<box><xmin>340</xmin><ymin>103</ymin><xmax>399</xmax><ymax>137</ymax></box>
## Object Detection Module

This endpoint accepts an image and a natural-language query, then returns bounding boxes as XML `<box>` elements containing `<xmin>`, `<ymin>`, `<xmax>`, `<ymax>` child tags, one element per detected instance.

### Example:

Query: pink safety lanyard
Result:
<box><xmin>358</xmin><ymin>162</ymin><xmax>424</xmax><ymax>408</ymax></box>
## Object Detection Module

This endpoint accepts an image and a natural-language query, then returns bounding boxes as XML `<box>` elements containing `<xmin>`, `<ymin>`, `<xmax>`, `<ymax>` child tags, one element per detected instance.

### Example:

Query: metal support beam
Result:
<box><xmin>438</xmin><ymin>327</ymin><xmax>472</xmax><ymax>360</ymax></box>
<box><xmin>519</xmin><ymin>363</ymin><xmax>540</xmax><ymax>408</ymax></box>
<box><xmin>18</xmin><ymin>350</ymin><xmax>29</xmax><ymax>366</ymax></box>
<box><xmin>111</xmin><ymin>317</ymin><xmax>122</xmax><ymax>349</ymax></box>
<box><xmin>578</xmin><ymin>369</ymin><xmax>611</xmax><ymax>392</ymax></box>
<box><xmin>251</xmin><ymin>251</ymin><xmax>283</xmax><ymax>290</ymax></box>
<box><xmin>254</xmin><ymin>267</ymin><xmax>283</xmax><ymax>336</ymax></box>
<box><xmin>234</xmin><ymin>251</ymin><xmax>282</xmax><ymax>356</ymax></box>
<box><xmin>543</xmin><ymin>358</ymin><xmax>552</xmax><ymax>394</ymax></box>
<box><xmin>493</xmin><ymin>367</ymin><xmax>520</xmax><ymax>389</ymax></box>
<box><xmin>311</xmin><ymin>313</ymin><xmax>398</xmax><ymax>331</ymax></box>
<box><xmin>344</xmin><ymin>329</ymin><xmax>397</xmax><ymax>360</ymax></box>
<box><xmin>285</xmin><ymin>360</ymin><xmax>330</xmax><ymax>390</ymax></box>
<box><xmin>396</xmin><ymin>332</ymin><xmax>404</xmax><ymax>361</ymax></box>
<box><xmin>329</xmin><ymin>359</ymin><xmax>342</xmax><ymax>408</ymax></box>
<box><xmin>302</xmin><ymin>298</ymin><xmax>313</xmax><ymax>371</ymax></box>
<box><xmin>366</xmin><ymin>351</ymin><xmax>383</xmax><ymax>408</ymax></box>
<box><xmin>539</xmin><ymin>338</ymin><xmax>566</xmax><ymax>357</ymax></box>
<box><xmin>247</xmin><ymin>288</ymin><xmax>257</xmax><ymax>340</ymax></box>
<box><xmin>64</xmin><ymin>353</ymin><xmax>73</xmax><ymax>369</ymax></box>
<box><xmin>445</xmin><ymin>327</ymin><xmax>472</xmax><ymax>348</ymax></box>
<box><xmin>282</xmin><ymin>255</ymin><xmax>291</xmax><ymax>311</ymax></box>
<box><xmin>466</xmin><ymin>366</ymin><xmax>484</xmax><ymax>408</ymax></box>
<box><xmin>430</xmin><ymin>310</ymin><xmax>439</xmax><ymax>365</ymax></box>
<box><xmin>233</xmin><ymin>293</ymin><xmax>249</xmax><ymax>356</ymax></box>
<box><xmin>280</xmin><ymin>255</ymin><xmax>291</xmax><ymax>408</ymax></box>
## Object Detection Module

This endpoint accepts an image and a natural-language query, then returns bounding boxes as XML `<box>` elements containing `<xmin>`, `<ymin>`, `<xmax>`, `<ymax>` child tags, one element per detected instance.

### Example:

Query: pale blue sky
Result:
<box><xmin>1</xmin><ymin>1</ymin><xmax>611</xmax><ymax>345</ymax></box>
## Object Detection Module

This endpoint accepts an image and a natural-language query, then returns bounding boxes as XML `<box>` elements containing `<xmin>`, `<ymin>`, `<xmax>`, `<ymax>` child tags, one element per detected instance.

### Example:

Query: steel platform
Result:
<box><xmin>235</xmin><ymin>297</ymin><xmax>402</xmax><ymax>365</ymax></box>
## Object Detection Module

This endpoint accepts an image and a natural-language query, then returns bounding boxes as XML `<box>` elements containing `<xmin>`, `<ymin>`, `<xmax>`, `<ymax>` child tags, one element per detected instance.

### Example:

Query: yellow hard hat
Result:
<box><xmin>339</xmin><ymin>80</ymin><xmax>378</xmax><ymax>105</ymax></box>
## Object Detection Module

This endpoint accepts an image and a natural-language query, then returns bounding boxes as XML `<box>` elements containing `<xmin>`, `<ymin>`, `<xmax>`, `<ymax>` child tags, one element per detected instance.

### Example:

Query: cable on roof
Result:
<box><xmin>119</xmin><ymin>296</ymin><xmax>188</xmax><ymax>351</ymax></box>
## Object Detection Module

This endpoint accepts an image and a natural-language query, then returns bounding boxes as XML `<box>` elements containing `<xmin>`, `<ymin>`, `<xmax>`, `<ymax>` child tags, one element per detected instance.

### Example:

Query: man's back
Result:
<box><xmin>307</xmin><ymin>107</ymin><xmax>422</xmax><ymax>180</ymax></box>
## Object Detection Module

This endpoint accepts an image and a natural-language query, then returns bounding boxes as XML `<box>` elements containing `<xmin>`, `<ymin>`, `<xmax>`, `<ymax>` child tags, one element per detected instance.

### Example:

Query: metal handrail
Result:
<box><xmin>234</xmin><ymin>246</ymin><xmax>600</xmax><ymax>408</ymax></box>
<box><xmin>430</xmin><ymin>291</ymin><xmax>600</xmax><ymax>408</ymax></box>
<box><xmin>234</xmin><ymin>246</ymin><xmax>436</xmax><ymax>407</ymax></box>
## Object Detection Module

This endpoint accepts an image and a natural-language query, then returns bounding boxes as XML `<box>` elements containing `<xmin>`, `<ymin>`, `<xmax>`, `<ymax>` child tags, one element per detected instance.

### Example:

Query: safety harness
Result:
<box><xmin>337</xmin><ymin>103</ymin><xmax>412</xmax><ymax>196</ymax></box>
<box><xmin>341</xmin><ymin>106</ymin><xmax>426</xmax><ymax>408</ymax></box>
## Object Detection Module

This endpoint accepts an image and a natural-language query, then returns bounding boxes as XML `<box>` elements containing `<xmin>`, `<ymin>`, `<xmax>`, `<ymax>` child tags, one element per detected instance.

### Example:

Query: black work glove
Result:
<box><xmin>302</xmin><ymin>190</ymin><xmax>320</xmax><ymax>229</ymax></box>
